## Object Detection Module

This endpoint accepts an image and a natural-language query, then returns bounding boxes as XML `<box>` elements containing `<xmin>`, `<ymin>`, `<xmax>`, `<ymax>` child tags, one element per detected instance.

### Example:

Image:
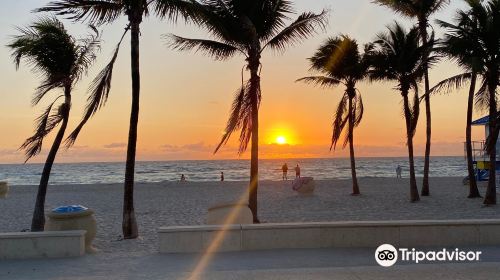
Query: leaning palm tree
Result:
<box><xmin>373</xmin><ymin>0</ymin><xmax>450</xmax><ymax>196</ymax></box>
<box><xmin>297</xmin><ymin>36</ymin><xmax>369</xmax><ymax>195</ymax></box>
<box><xmin>37</xmin><ymin>0</ymin><xmax>204</xmax><ymax>238</ymax></box>
<box><xmin>434</xmin><ymin>0</ymin><xmax>500</xmax><ymax>205</ymax></box>
<box><xmin>167</xmin><ymin>0</ymin><xmax>327</xmax><ymax>222</ymax></box>
<box><xmin>368</xmin><ymin>23</ymin><xmax>436</xmax><ymax>202</ymax></box>
<box><xmin>7</xmin><ymin>17</ymin><xmax>100</xmax><ymax>231</ymax></box>
<box><xmin>429</xmin><ymin>7</ymin><xmax>491</xmax><ymax>198</ymax></box>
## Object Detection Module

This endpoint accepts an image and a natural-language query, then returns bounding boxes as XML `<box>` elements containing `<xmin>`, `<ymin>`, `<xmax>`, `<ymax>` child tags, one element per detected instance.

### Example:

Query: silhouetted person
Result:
<box><xmin>396</xmin><ymin>165</ymin><xmax>402</xmax><ymax>178</ymax></box>
<box><xmin>295</xmin><ymin>164</ymin><xmax>301</xmax><ymax>178</ymax></box>
<box><xmin>180</xmin><ymin>174</ymin><xmax>186</xmax><ymax>182</ymax></box>
<box><xmin>221</xmin><ymin>172</ymin><xmax>224</xmax><ymax>182</ymax></box>
<box><xmin>282</xmin><ymin>163</ymin><xmax>288</xmax><ymax>180</ymax></box>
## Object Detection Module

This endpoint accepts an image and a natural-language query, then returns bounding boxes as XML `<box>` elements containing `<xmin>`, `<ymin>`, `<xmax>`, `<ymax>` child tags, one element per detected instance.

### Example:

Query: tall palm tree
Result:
<box><xmin>297</xmin><ymin>36</ymin><xmax>369</xmax><ymax>195</ymax></box>
<box><xmin>373</xmin><ymin>0</ymin><xmax>450</xmax><ymax>196</ymax></box>
<box><xmin>167</xmin><ymin>0</ymin><xmax>327</xmax><ymax>222</ymax></box>
<box><xmin>368</xmin><ymin>23</ymin><xmax>436</xmax><ymax>202</ymax></box>
<box><xmin>429</xmin><ymin>6</ymin><xmax>492</xmax><ymax>199</ymax></box>
<box><xmin>434</xmin><ymin>0</ymin><xmax>500</xmax><ymax>205</ymax></box>
<box><xmin>7</xmin><ymin>17</ymin><xmax>100</xmax><ymax>231</ymax></box>
<box><xmin>37</xmin><ymin>0</ymin><xmax>204</xmax><ymax>239</ymax></box>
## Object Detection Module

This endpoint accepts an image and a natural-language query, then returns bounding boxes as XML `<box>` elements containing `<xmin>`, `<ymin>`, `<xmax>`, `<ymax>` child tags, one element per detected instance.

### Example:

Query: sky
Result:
<box><xmin>0</xmin><ymin>0</ymin><xmax>486</xmax><ymax>163</ymax></box>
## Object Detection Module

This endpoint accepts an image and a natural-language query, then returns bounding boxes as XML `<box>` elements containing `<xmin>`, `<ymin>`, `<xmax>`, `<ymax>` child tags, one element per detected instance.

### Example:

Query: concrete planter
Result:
<box><xmin>0</xmin><ymin>182</ymin><xmax>9</xmax><ymax>198</ymax></box>
<box><xmin>207</xmin><ymin>202</ymin><xmax>253</xmax><ymax>225</ymax></box>
<box><xmin>45</xmin><ymin>205</ymin><xmax>97</xmax><ymax>253</ymax></box>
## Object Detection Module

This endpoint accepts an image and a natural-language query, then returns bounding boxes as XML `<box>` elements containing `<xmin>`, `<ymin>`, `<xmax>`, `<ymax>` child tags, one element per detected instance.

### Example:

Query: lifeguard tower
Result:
<box><xmin>465</xmin><ymin>115</ymin><xmax>500</xmax><ymax>182</ymax></box>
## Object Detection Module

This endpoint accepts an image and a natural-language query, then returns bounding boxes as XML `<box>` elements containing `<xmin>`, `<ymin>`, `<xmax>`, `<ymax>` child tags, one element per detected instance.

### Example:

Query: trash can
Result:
<box><xmin>0</xmin><ymin>181</ymin><xmax>8</xmax><ymax>198</ymax></box>
<box><xmin>45</xmin><ymin>205</ymin><xmax>97</xmax><ymax>253</ymax></box>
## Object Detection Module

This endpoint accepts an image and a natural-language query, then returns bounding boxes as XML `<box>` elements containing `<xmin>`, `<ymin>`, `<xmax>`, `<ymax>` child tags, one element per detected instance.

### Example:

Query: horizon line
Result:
<box><xmin>0</xmin><ymin>155</ymin><xmax>465</xmax><ymax>166</ymax></box>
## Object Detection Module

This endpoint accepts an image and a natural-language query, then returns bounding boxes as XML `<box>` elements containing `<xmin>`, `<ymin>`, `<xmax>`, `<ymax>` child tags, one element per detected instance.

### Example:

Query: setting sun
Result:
<box><xmin>276</xmin><ymin>136</ymin><xmax>287</xmax><ymax>145</ymax></box>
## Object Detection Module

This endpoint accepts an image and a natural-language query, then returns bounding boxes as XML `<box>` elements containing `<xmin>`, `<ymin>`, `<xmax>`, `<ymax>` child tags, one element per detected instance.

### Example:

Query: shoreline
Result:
<box><xmin>7</xmin><ymin>176</ymin><xmax>475</xmax><ymax>187</ymax></box>
<box><xmin>1</xmin><ymin>177</ymin><xmax>497</xmax><ymax>254</ymax></box>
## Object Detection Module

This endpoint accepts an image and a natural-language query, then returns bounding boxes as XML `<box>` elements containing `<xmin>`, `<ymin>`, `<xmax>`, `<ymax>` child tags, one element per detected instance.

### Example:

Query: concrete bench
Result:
<box><xmin>0</xmin><ymin>230</ymin><xmax>86</xmax><ymax>259</ymax></box>
<box><xmin>159</xmin><ymin>220</ymin><xmax>500</xmax><ymax>253</ymax></box>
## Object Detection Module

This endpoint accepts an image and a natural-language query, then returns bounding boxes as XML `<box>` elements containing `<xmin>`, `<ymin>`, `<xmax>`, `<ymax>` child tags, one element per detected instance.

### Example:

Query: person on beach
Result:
<box><xmin>221</xmin><ymin>172</ymin><xmax>224</xmax><ymax>182</ymax></box>
<box><xmin>396</xmin><ymin>165</ymin><xmax>402</xmax><ymax>178</ymax></box>
<box><xmin>180</xmin><ymin>174</ymin><xmax>186</xmax><ymax>182</ymax></box>
<box><xmin>295</xmin><ymin>164</ymin><xmax>301</xmax><ymax>178</ymax></box>
<box><xmin>282</xmin><ymin>163</ymin><xmax>288</xmax><ymax>180</ymax></box>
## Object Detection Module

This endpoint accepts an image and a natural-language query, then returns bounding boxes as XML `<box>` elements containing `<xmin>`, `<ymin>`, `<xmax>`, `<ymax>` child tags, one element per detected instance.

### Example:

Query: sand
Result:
<box><xmin>0</xmin><ymin>177</ymin><xmax>498</xmax><ymax>253</ymax></box>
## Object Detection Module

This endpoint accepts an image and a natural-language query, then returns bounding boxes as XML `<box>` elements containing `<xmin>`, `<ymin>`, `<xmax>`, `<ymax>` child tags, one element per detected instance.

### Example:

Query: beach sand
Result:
<box><xmin>0</xmin><ymin>177</ymin><xmax>498</xmax><ymax>253</ymax></box>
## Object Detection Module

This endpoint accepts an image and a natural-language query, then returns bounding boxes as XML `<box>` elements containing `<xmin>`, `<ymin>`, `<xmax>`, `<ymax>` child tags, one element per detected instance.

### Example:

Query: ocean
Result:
<box><xmin>0</xmin><ymin>156</ymin><xmax>467</xmax><ymax>185</ymax></box>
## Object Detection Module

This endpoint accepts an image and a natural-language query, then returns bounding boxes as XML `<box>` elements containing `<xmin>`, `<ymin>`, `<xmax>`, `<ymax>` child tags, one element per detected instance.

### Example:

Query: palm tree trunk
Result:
<box><xmin>419</xmin><ymin>19</ymin><xmax>431</xmax><ymax>197</ymax></box>
<box><xmin>31</xmin><ymin>91</ymin><xmax>71</xmax><ymax>231</ymax></box>
<box><xmin>248</xmin><ymin>53</ymin><xmax>260</xmax><ymax>223</ymax></box>
<box><xmin>466</xmin><ymin>73</ymin><xmax>481</xmax><ymax>198</ymax></box>
<box><xmin>122</xmin><ymin>18</ymin><xmax>140</xmax><ymax>239</ymax></box>
<box><xmin>348</xmin><ymin>97</ymin><xmax>360</xmax><ymax>195</ymax></box>
<box><xmin>403</xmin><ymin>92</ymin><xmax>420</xmax><ymax>202</ymax></box>
<box><xmin>484</xmin><ymin>80</ymin><xmax>498</xmax><ymax>205</ymax></box>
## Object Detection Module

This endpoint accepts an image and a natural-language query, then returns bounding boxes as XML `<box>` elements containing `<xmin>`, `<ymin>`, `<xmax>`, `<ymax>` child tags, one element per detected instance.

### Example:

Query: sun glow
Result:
<box><xmin>276</xmin><ymin>136</ymin><xmax>287</xmax><ymax>145</ymax></box>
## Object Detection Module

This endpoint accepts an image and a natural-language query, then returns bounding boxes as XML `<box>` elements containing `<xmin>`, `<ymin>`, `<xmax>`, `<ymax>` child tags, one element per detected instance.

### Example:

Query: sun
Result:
<box><xmin>276</xmin><ymin>136</ymin><xmax>287</xmax><ymax>145</ymax></box>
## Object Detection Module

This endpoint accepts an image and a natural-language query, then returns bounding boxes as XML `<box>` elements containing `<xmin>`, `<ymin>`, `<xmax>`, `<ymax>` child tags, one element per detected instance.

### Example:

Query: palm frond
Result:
<box><xmin>409</xmin><ymin>90</ymin><xmax>420</xmax><ymax>137</ymax></box>
<box><xmin>7</xmin><ymin>17</ymin><xmax>76</xmax><ymax>104</ymax></box>
<box><xmin>372</xmin><ymin>0</ymin><xmax>450</xmax><ymax>19</ymax></box>
<box><xmin>65</xmin><ymin>26</ymin><xmax>128</xmax><ymax>147</ymax></box>
<box><xmin>153</xmin><ymin>0</ymin><xmax>205</xmax><ymax>23</ymax></box>
<box><xmin>35</xmin><ymin>0</ymin><xmax>124</xmax><ymax>25</ymax></box>
<box><xmin>72</xmin><ymin>25</ymin><xmax>102</xmax><ymax>83</ymax></box>
<box><xmin>330</xmin><ymin>94</ymin><xmax>349</xmax><ymax>151</ymax></box>
<box><xmin>429</xmin><ymin>72</ymin><xmax>473</xmax><ymax>95</ymax></box>
<box><xmin>31</xmin><ymin>81</ymin><xmax>61</xmax><ymax>106</ymax></box>
<box><xmin>474</xmin><ymin>78</ymin><xmax>489</xmax><ymax>112</ymax></box>
<box><xmin>296</xmin><ymin>76</ymin><xmax>342</xmax><ymax>88</ymax></box>
<box><xmin>263</xmin><ymin>10</ymin><xmax>328</xmax><ymax>53</ymax></box>
<box><xmin>21</xmin><ymin>97</ymin><xmax>66</xmax><ymax>161</ymax></box>
<box><xmin>215</xmin><ymin>80</ymin><xmax>258</xmax><ymax>154</ymax></box>
<box><xmin>353</xmin><ymin>92</ymin><xmax>364</xmax><ymax>127</ymax></box>
<box><xmin>166</xmin><ymin>34</ymin><xmax>240</xmax><ymax>60</ymax></box>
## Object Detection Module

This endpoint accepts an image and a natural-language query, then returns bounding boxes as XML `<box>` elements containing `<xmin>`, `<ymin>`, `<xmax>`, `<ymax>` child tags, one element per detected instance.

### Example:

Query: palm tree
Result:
<box><xmin>167</xmin><ymin>0</ymin><xmax>327</xmax><ymax>222</ymax></box>
<box><xmin>7</xmin><ymin>17</ymin><xmax>100</xmax><ymax>231</ymax></box>
<box><xmin>37</xmin><ymin>0</ymin><xmax>204</xmax><ymax>238</ymax></box>
<box><xmin>434</xmin><ymin>0</ymin><xmax>500</xmax><ymax>205</ymax></box>
<box><xmin>429</xmin><ymin>6</ymin><xmax>492</xmax><ymax>199</ymax></box>
<box><xmin>368</xmin><ymin>23</ymin><xmax>436</xmax><ymax>202</ymax></box>
<box><xmin>297</xmin><ymin>36</ymin><xmax>369</xmax><ymax>195</ymax></box>
<box><xmin>373</xmin><ymin>0</ymin><xmax>450</xmax><ymax>197</ymax></box>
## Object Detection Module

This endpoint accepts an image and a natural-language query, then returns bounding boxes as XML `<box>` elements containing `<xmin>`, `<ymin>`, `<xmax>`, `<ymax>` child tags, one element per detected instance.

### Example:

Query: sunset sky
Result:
<box><xmin>0</xmin><ymin>0</ymin><xmax>486</xmax><ymax>163</ymax></box>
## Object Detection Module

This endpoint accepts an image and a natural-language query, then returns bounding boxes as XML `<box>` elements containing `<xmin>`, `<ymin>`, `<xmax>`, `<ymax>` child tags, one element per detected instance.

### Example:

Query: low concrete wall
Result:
<box><xmin>159</xmin><ymin>225</ymin><xmax>241</xmax><ymax>253</ymax></box>
<box><xmin>159</xmin><ymin>220</ymin><xmax>500</xmax><ymax>253</ymax></box>
<box><xmin>0</xmin><ymin>230</ymin><xmax>86</xmax><ymax>259</ymax></box>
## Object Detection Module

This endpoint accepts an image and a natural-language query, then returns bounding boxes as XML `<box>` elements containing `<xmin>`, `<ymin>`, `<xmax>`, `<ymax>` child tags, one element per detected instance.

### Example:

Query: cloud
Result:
<box><xmin>0</xmin><ymin>140</ymin><xmax>466</xmax><ymax>164</ymax></box>
<box><xmin>103</xmin><ymin>143</ymin><xmax>127</xmax><ymax>149</ymax></box>
<box><xmin>161</xmin><ymin>142</ymin><xmax>214</xmax><ymax>154</ymax></box>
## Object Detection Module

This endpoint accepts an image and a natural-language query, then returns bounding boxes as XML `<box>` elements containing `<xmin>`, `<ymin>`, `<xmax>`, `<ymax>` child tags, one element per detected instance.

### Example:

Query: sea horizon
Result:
<box><xmin>0</xmin><ymin>154</ymin><xmax>465</xmax><ymax>166</ymax></box>
<box><xmin>0</xmin><ymin>156</ymin><xmax>467</xmax><ymax>186</ymax></box>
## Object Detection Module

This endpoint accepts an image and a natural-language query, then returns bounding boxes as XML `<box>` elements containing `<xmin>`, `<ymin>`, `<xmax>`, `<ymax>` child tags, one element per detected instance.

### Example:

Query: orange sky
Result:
<box><xmin>0</xmin><ymin>0</ymin><xmax>486</xmax><ymax>163</ymax></box>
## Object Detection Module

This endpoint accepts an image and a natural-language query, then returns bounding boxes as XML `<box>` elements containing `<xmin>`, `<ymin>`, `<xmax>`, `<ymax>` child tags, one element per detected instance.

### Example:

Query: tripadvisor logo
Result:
<box><xmin>375</xmin><ymin>244</ymin><xmax>482</xmax><ymax>267</ymax></box>
<box><xmin>375</xmin><ymin>244</ymin><xmax>398</xmax><ymax>267</ymax></box>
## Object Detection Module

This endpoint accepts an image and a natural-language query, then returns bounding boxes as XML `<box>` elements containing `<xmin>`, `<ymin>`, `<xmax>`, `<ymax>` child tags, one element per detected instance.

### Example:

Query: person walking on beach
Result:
<box><xmin>396</xmin><ymin>165</ymin><xmax>402</xmax><ymax>178</ymax></box>
<box><xmin>295</xmin><ymin>164</ymin><xmax>301</xmax><ymax>178</ymax></box>
<box><xmin>180</xmin><ymin>174</ymin><xmax>186</xmax><ymax>182</ymax></box>
<box><xmin>221</xmin><ymin>172</ymin><xmax>224</xmax><ymax>182</ymax></box>
<box><xmin>282</xmin><ymin>163</ymin><xmax>288</xmax><ymax>180</ymax></box>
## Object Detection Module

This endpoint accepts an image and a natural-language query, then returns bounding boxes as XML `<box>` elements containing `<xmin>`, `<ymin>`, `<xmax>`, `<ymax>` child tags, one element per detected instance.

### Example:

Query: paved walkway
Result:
<box><xmin>1</xmin><ymin>247</ymin><xmax>499</xmax><ymax>280</ymax></box>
